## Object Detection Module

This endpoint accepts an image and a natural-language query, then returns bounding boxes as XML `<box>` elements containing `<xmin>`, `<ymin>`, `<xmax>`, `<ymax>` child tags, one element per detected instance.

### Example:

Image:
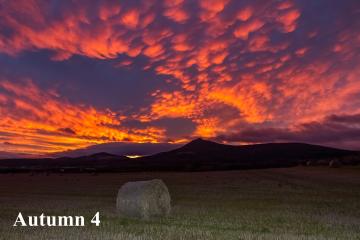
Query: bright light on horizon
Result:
<box><xmin>126</xmin><ymin>155</ymin><xmax>143</xmax><ymax>159</ymax></box>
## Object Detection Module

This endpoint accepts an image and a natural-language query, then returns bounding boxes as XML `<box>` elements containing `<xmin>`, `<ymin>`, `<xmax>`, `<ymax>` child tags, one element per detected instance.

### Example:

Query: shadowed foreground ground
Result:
<box><xmin>0</xmin><ymin>166</ymin><xmax>359</xmax><ymax>239</ymax></box>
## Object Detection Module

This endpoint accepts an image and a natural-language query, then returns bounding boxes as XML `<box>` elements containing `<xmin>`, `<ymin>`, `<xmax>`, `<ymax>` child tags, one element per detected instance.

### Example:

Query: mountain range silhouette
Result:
<box><xmin>0</xmin><ymin>139</ymin><xmax>359</xmax><ymax>172</ymax></box>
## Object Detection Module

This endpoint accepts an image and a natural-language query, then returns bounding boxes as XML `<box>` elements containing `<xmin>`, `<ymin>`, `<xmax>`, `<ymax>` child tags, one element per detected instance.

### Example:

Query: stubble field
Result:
<box><xmin>0</xmin><ymin>166</ymin><xmax>359</xmax><ymax>239</ymax></box>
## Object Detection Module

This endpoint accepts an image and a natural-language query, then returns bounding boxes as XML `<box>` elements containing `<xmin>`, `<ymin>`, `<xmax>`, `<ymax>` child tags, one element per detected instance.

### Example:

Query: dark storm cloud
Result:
<box><xmin>327</xmin><ymin>113</ymin><xmax>360</xmax><ymax>124</ymax></box>
<box><xmin>214</xmin><ymin>113</ymin><xmax>360</xmax><ymax>150</ymax></box>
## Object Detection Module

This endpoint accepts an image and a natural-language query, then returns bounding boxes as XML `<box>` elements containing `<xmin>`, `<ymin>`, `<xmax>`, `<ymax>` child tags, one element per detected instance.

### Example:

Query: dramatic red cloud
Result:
<box><xmin>163</xmin><ymin>0</ymin><xmax>189</xmax><ymax>23</ymax></box>
<box><xmin>276</xmin><ymin>9</ymin><xmax>301</xmax><ymax>32</ymax></box>
<box><xmin>199</xmin><ymin>0</ymin><xmax>230</xmax><ymax>21</ymax></box>
<box><xmin>234</xmin><ymin>19</ymin><xmax>264</xmax><ymax>40</ymax></box>
<box><xmin>0</xmin><ymin>0</ymin><xmax>360</xmax><ymax>154</ymax></box>
<box><xmin>0</xmin><ymin>79</ymin><xmax>165</xmax><ymax>154</ymax></box>
<box><xmin>237</xmin><ymin>6</ymin><xmax>253</xmax><ymax>21</ymax></box>
<box><xmin>121</xmin><ymin>9</ymin><xmax>140</xmax><ymax>29</ymax></box>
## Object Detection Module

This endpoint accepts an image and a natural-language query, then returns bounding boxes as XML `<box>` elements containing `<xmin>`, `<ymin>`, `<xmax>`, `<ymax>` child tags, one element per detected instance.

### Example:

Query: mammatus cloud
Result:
<box><xmin>0</xmin><ymin>0</ymin><xmax>360</xmax><ymax>155</ymax></box>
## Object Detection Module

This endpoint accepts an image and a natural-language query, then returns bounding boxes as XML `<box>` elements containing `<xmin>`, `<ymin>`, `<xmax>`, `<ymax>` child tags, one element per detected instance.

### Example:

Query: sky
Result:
<box><xmin>0</xmin><ymin>0</ymin><xmax>360</xmax><ymax>157</ymax></box>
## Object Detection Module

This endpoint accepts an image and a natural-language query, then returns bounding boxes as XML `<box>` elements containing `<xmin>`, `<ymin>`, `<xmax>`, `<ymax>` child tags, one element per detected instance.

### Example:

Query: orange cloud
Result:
<box><xmin>199</xmin><ymin>0</ymin><xmax>230</xmax><ymax>21</ymax></box>
<box><xmin>248</xmin><ymin>35</ymin><xmax>269</xmax><ymax>52</ymax></box>
<box><xmin>277</xmin><ymin>9</ymin><xmax>301</xmax><ymax>32</ymax></box>
<box><xmin>164</xmin><ymin>8</ymin><xmax>189</xmax><ymax>23</ymax></box>
<box><xmin>144</xmin><ymin>44</ymin><xmax>164</xmax><ymax>58</ymax></box>
<box><xmin>163</xmin><ymin>0</ymin><xmax>188</xmax><ymax>23</ymax></box>
<box><xmin>199</xmin><ymin>0</ymin><xmax>229</xmax><ymax>13</ymax></box>
<box><xmin>209</xmin><ymin>80</ymin><xmax>273</xmax><ymax>123</ymax></box>
<box><xmin>99</xmin><ymin>4</ymin><xmax>121</xmax><ymax>21</ymax></box>
<box><xmin>121</xmin><ymin>9</ymin><xmax>140</xmax><ymax>29</ymax></box>
<box><xmin>0</xmin><ymin>79</ymin><xmax>165</xmax><ymax>155</ymax></box>
<box><xmin>277</xmin><ymin>1</ymin><xmax>293</xmax><ymax>10</ymax></box>
<box><xmin>194</xmin><ymin>118</ymin><xmax>220</xmax><ymax>137</ymax></box>
<box><xmin>295</xmin><ymin>47</ymin><xmax>308</xmax><ymax>57</ymax></box>
<box><xmin>237</xmin><ymin>6</ymin><xmax>253</xmax><ymax>21</ymax></box>
<box><xmin>233</xmin><ymin>19</ymin><xmax>264</xmax><ymax>40</ymax></box>
<box><xmin>1</xmin><ymin>0</ymin><xmax>360</xmax><ymax>153</ymax></box>
<box><xmin>150</xmin><ymin>91</ymin><xmax>198</xmax><ymax>119</ymax></box>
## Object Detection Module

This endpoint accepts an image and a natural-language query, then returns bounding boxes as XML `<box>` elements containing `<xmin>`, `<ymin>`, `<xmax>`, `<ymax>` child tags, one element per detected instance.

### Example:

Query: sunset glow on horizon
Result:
<box><xmin>1</xmin><ymin>0</ymin><xmax>360</xmax><ymax>156</ymax></box>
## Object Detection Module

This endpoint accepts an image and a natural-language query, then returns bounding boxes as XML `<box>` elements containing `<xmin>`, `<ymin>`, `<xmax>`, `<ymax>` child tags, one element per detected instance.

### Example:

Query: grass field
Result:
<box><xmin>0</xmin><ymin>166</ymin><xmax>359</xmax><ymax>239</ymax></box>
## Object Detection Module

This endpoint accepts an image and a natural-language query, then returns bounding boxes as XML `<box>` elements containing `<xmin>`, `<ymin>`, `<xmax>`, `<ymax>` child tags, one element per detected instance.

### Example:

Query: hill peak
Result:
<box><xmin>189</xmin><ymin>138</ymin><xmax>206</xmax><ymax>143</ymax></box>
<box><xmin>178</xmin><ymin>138</ymin><xmax>223</xmax><ymax>152</ymax></box>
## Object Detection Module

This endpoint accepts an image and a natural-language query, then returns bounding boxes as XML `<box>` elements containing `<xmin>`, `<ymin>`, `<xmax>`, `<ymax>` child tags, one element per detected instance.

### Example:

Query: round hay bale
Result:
<box><xmin>306</xmin><ymin>160</ymin><xmax>314</xmax><ymax>166</ymax></box>
<box><xmin>329</xmin><ymin>159</ymin><xmax>342</xmax><ymax>168</ymax></box>
<box><xmin>116</xmin><ymin>179</ymin><xmax>171</xmax><ymax>219</ymax></box>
